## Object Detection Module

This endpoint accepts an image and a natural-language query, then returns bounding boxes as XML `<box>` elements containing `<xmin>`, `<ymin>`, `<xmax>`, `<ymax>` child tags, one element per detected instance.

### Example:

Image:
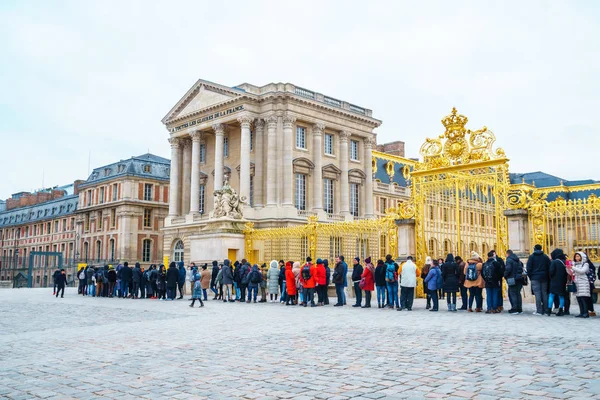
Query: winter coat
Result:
<box><xmin>324</xmin><ymin>265</ymin><xmax>331</xmax><ymax>286</ymax></box>
<box><xmin>285</xmin><ymin>264</ymin><xmax>297</xmax><ymax>295</ymax></box>
<box><xmin>166</xmin><ymin>266</ymin><xmax>179</xmax><ymax>288</ymax></box>
<box><xmin>457</xmin><ymin>261</ymin><xmax>466</xmax><ymax>286</ymax></box>
<box><xmin>482</xmin><ymin>258</ymin><xmax>502</xmax><ymax>288</ymax></box>
<box><xmin>374</xmin><ymin>262</ymin><xmax>387</xmax><ymax>287</ymax></box>
<box><xmin>351</xmin><ymin>264</ymin><xmax>363</xmax><ymax>283</ymax></box>
<box><xmin>157</xmin><ymin>269</ymin><xmax>166</xmax><ymax>290</ymax></box>
<box><xmin>210</xmin><ymin>262</ymin><xmax>219</xmax><ymax>286</ymax></box>
<box><xmin>549</xmin><ymin>259</ymin><xmax>568</xmax><ymax>296</ymax></box>
<box><xmin>222</xmin><ymin>261</ymin><xmax>234</xmax><ymax>285</ymax></box>
<box><xmin>333</xmin><ymin>262</ymin><xmax>345</xmax><ymax>285</ymax></box>
<box><xmin>107</xmin><ymin>269</ymin><xmax>117</xmax><ymax>283</ymax></box>
<box><xmin>121</xmin><ymin>266</ymin><xmax>132</xmax><ymax>282</ymax></box>
<box><xmin>233</xmin><ymin>263</ymin><xmax>242</xmax><ymax>284</ymax></box>
<box><xmin>441</xmin><ymin>262</ymin><xmax>460</xmax><ymax>292</ymax></box>
<box><xmin>504</xmin><ymin>254</ymin><xmax>524</xmax><ymax>283</ymax></box>
<box><xmin>526</xmin><ymin>250</ymin><xmax>551</xmax><ymax>281</ymax></box>
<box><xmin>55</xmin><ymin>273</ymin><xmax>67</xmax><ymax>287</ymax></box>
<box><xmin>316</xmin><ymin>263</ymin><xmax>327</xmax><ymax>286</ymax></box>
<box><xmin>361</xmin><ymin>263</ymin><xmax>375</xmax><ymax>291</ymax></box>
<box><xmin>268</xmin><ymin>261</ymin><xmax>280</xmax><ymax>293</ymax></box>
<box><xmin>424</xmin><ymin>266</ymin><xmax>441</xmax><ymax>291</ymax></box>
<box><xmin>132</xmin><ymin>266</ymin><xmax>142</xmax><ymax>283</ymax></box>
<box><xmin>292</xmin><ymin>263</ymin><xmax>302</xmax><ymax>289</ymax></box>
<box><xmin>52</xmin><ymin>270</ymin><xmax>61</xmax><ymax>284</ymax></box>
<box><xmin>260</xmin><ymin>268</ymin><xmax>268</xmax><ymax>289</ymax></box>
<box><xmin>200</xmin><ymin>269</ymin><xmax>211</xmax><ymax>289</ymax></box>
<box><xmin>573</xmin><ymin>252</ymin><xmax>591</xmax><ymax>297</ymax></box>
<box><xmin>279</xmin><ymin>266</ymin><xmax>285</xmax><ymax>286</ymax></box>
<box><xmin>342</xmin><ymin>261</ymin><xmax>348</xmax><ymax>287</ymax></box>
<box><xmin>399</xmin><ymin>260</ymin><xmax>418</xmax><ymax>288</ymax></box>
<box><xmin>191</xmin><ymin>271</ymin><xmax>203</xmax><ymax>299</ymax></box>
<box><xmin>300</xmin><ymin>263</ymin><xmax>316</xmax><ymax>289</ymax></box>
<box><xmin>239</xmin><ymin>264</ymin><xmax>251</xmax><ymax>288</ymax></box>
<box><xmin>247</xmin><ymin>265</ymin><xmax>262</xmax><ymax>288</ymax></box>
<box><xmin>216</xmin><ymin>269</ymin><xmax>223</xmax><ymax>286</ymax></box>
<box><xmin>178</xmin><ymin>265</ymin><xmax>186</xmax><ymax>285</ymax></box>
<box><xmin>86</xmin><ymin>268</ymin><xmax>94</xmax><ymax>284</ymax></box>
<box><xmin>463</xmin><ymin>259</ymin><xmax>485</xmax><ymax>289</ymax></box>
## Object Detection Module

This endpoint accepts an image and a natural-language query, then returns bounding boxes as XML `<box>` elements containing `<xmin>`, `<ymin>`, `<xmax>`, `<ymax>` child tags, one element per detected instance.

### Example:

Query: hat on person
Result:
<box><xmin>365</xmin><ymin>257</ymin><xmax>371</xmax><ymax>264</ymax></box>
<box><xmin>316</xmin><ymin>258</ymin><xmax>323</xmax><ymax>264</ymax></box>
<box><xmin>354</xmin><ymin>257</ymin><xmax>360</xmax><ymax>263</ymax></box>
<box><xmin>471</xmin><ymin>251</ymin><xmax>481</xmax><ymax>260</ymax></box>
<box><xmin>306</xmin><ymin>257</ymin><xmax>312</xmax><ymax>262</ymax></box>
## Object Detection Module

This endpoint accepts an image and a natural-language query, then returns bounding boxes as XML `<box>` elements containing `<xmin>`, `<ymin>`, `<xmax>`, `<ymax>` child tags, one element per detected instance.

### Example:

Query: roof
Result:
<box><xmin>0</xmin><ymin>194</ymin><xmax>78</xmax><ymax>228</ymax></box>
<box><xmin>510</xmin><ymin>172</ymin><xmax>600</xmax><ymax>202</ymax></box>
<box><xmin>79</xmin><ymin>153</ymin><xmax>170</xmax><ymax>188</ymax></box>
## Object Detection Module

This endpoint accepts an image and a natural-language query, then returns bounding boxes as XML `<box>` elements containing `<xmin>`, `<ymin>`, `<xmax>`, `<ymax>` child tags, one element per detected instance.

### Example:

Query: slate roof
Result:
<box><xmin>373</xmin><ymin>158</ymin><xmax>411</xmax><ymax>187</ymax></box>
<box><xmin>79</xmin><ymin>153</ymin><xmax>170</xmax><ymax>188</ymax></box>
<box><xmin>0</xmin><ymin>194</ymin><xmax>78</xmax><ymax>228</ymax></box>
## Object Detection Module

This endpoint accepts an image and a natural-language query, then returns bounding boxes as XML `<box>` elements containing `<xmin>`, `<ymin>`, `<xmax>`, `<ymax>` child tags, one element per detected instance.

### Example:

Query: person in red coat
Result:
<box><xmin>315</xmin><ymin>259</ymin><xmax>327</xmax><ymax>306</ymax></box>
<box><xmin>300</xmin><ymin>257</ymin><xmax>317</xmax><ymax>307</ymax></box>
<box><xmin>285</xmin><ymin>262</ymin><xmax>297</xmax><ymax>305</ymax></box>
<box><xmin>361</xmin><ymin>257</ymin><xmax>375</xmax><ymax>308</ymax></box>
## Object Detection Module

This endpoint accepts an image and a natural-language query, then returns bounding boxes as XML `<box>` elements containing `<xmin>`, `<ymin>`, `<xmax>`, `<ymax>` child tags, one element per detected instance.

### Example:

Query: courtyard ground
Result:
<box><xmin>0</xmin><ymin>288</ymin><xmax>598</xmax><ymax>399</ymax></box>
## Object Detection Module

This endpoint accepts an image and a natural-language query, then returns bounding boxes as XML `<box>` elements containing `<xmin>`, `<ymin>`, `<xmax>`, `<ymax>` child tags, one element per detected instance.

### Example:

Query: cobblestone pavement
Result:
<box><xmin>0</xmin><ymin>288</ymin><xmax>598</xmax><ymax>399</ymax></box>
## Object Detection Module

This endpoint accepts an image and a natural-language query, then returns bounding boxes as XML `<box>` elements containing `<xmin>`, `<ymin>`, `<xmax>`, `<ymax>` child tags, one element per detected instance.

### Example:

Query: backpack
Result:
<box><xmin>241</xmin><ymin>269</ymin><xmax>250</xmax><ymax>285</ymax></box>
<box><xmin>385</xmin><ymin>264</ymin><xmax>395</xmax><ymax>282</ymax></box>
<box><xmin>251</xmin><ymin>271</ymin><xmax>261</xmax><ymax>284</ymax></box>
<box><xmin>95</xmin><ymin>271</ymin><xmax>104</xmax><ymax>283</ymax></box>
<box><xmin>302</xmin><ymin>265</ymin><xmax>311</xmax><ymax>281</ymax></box>
<box><xmin>435</xmin><ymin>268</ymin><xmax>443</xmax><ymax>290</ymax></box>
<box><xmin>482</xmin><ymin>260</ymin><xmax>495</xmax><ymax>281</ymax></box>
<box><xmin>466</xmin><ymin>264</ymin><xmax>478</xmax><ymax>281</ymax></box>
<box><xmin>587</xmin><ymin>261</ymin><xmax>596</xmax><ymax>284</ymax></box>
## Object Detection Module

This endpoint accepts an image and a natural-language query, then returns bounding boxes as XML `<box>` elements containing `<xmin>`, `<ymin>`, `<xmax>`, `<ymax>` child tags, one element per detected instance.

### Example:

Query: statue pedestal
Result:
<box><xmin>188</xmin><ymin>217</ymin><xmax>246</xmax><ymax>264</ymax></box>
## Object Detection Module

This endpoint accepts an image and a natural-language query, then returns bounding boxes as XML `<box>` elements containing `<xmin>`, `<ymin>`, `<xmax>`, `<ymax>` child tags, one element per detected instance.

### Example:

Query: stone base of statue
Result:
<box><xmin>187</xmin><ymin>181</ymin><xmax>248</xmax><ymax>264</ymax></box>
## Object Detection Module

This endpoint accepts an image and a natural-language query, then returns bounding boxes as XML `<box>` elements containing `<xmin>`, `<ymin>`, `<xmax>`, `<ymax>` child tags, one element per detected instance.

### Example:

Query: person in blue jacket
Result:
<box><xmin>424</xmin><ymin>260</ymin><xmax>442</xmax><ymax>312</ymax></box>
<box><xmin>177</xmin><ymin>261</ymin><xmax>186</xmax><ymax>300</ymax></box>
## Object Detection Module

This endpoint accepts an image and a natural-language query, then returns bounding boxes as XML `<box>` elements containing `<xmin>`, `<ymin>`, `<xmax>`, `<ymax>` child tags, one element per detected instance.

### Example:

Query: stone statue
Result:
<box><xmin>213</xmin><ymin>180</ymin><xmax>247</xmax><ymax>219</ymax></box>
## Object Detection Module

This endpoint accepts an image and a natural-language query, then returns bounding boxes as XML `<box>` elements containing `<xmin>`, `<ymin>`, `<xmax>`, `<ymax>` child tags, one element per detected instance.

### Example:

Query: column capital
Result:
<box><xmin>212</xmin><ymin>123</ymin><xmax>227</xmax><ymax>136</ymax></box>
<box><xmin>339</xmin><ymin>131</ymin><xmax>350</xmax><ymax>142</ymax></box>
<box><xmin>181</xmin><ymin>137</ymin><xmax>192</xmax><ymax>148</ymax></box>
<box><xmin>364</xmin><ymin>136</ymin><xmax>375</xmax><ymax>148</ymax></box>
<box><xmin>237</xmin><ymin>115</ymin><xmax>254</xmax><ymax>128</ymax></box>
<box><xmin>168</xmin><ymin>137</ymin><xmax>181</xmax><ymax>148</ymax></box>
<box><xmin>265</xmin><ymin>114</ymin><xmax>278</xmax><ymax>128</ymax></box>
<box><xmin>190</xmin><ymin>131</ymin><xmax>203</xmax><ymax>142</ymax></box>
<box><xmin>254</xmin><ymin>118</ymin><xmax>265</xmax><ymax>130</ymax></box>
<box><xmin>313</xmin><ymin>122</ymin><xmax>326</xmax><ymax>136</ymax></box>
<box><xmin>283</xmin><ymin>114</ymin><xmax>296</xmax><ymax>127</ymax></box>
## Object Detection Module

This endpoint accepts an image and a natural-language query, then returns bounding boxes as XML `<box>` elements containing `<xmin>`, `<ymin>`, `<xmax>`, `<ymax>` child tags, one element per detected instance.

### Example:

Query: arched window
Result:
<box><xmin>428</xmin><ymin>238</ymin><xmax>437</xmax><ymax>257</ymax></box>
<box><xmin>173</xmin><ymin>240</ymin><xmax>184</xmax><ymax>263</ymax></box>
<box><xmin>443</xmin><ymin>239</ymin><xmax>451</xmax><ymax>254</ymax></box>
<box><xmin>96</xmin><ymin>240</ymin><xmax>102</xmax><ymax>262</ymax></box>
<box><xmin>469</xmin><ymin>242</ymin><xmax>478</xmax><ymax>254</ymax></box>
<box><xmin>481</xmin><ymin>243</ymin><xmax>489</xmax><ymax>257</ymax></box>
<box><xmin>142</xmin><ymin>239</ymin><xmax>151</xmax><ymax>263</ymax></box>
<box><xmin>83</xmin><ymin>242</ymin><xmax>89</xmax><ymax>262</ymax></box>
<box><xmin>109</xmin><ymin>239</ymin><xmax>115</xmax><ymax>261</ymax></box>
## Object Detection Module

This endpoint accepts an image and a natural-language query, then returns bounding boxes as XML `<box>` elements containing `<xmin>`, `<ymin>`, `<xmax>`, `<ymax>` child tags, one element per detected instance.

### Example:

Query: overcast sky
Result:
<box><xmin>1</xmin><ymin>0</ymin><xmax>598</xmax><ymax>199</ymax></box>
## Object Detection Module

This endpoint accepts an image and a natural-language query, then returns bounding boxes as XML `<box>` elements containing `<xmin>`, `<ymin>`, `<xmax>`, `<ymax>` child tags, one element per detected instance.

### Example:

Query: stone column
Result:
<box><xmin>254</xmin><ymin>119</ymin><xmax>265</xmax><ymax>208</ymax></box>
<box><xmin>364</xmin><ymin>136</ymin><xmax>374</xmax><ymax>217</ymax></box>
<box><xmin>213</xmin><ymin>123</ymin><xmax>226</xmax><ymax>191</ymax></box>
<box><xmin>265</xmin><ymin>115</ymin><xmax>278</xmax><ymax>207</ymax></box>
<box><xmin>189</xmin><ymin>131</ymin><xmax>202</xmax><ymax>214</ymax></box>
<box><xmin>181</xmin><ymin>138</ymin><xmax>192</xmax><ymax>215</ymax></box>
<box><xmin>282</xmin><ymin>114</ymin><xmax>296</xmax><ymax>207</ymax></box>
<box><xmin>238</xmin><ymin>115</ymin><xmax>253</xmax><ymax>204</ymax></box>
<box><xmin>339</xmin><ymin>131</ymin><xmax>350</xmax><ymax>215</ymax></box>
<box><xmin>312</xmin><ymin>123</ymin><xmax>325</xmax><ymax>211</ymax></box>
<box><xmin>168</xmin><ymin>137</ymin><xmax>181</xmax><ymax>216</ymax></box>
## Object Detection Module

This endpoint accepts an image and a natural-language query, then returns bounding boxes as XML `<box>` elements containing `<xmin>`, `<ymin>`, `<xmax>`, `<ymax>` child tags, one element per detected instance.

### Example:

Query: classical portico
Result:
<box><xmin>161</xmin><ymin>79</ymin><xmax>381</xmax><ymax>264</ymax></box>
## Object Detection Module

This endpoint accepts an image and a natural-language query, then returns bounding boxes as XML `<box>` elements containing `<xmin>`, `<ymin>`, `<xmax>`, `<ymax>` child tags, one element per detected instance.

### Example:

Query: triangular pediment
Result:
<box><xmin>162</xmin><ymin>80</ymin><xmax>242</xmax><ymax>124</ymax></box>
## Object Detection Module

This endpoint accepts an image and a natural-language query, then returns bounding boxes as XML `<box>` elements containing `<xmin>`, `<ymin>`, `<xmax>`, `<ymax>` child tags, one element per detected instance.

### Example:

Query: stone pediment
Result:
<box><xmin>162</xmin><ymin>80</ymin><xmax>242</xmax><ymax>124</ymax></box>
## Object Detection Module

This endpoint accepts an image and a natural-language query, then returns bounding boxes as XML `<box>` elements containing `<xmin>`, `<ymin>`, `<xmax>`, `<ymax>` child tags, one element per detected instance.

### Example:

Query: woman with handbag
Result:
<box><xmin>548</xmin><ymin>249</ymin><xmax>568</xmax><ymax>316</ymax></box>
<box><xmin>572</xmin><ymin>252</ymin><xmax>592</xmax><ymax>318</ymax></box>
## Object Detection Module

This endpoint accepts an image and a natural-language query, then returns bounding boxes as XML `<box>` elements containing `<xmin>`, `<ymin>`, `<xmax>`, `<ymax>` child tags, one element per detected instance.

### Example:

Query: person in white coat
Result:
<box><xmin>572</xmin><ymin>251</ymin><xmax>591</xmax><ymax>318</ymax></box>
<box><xmin>399</xmin><ymin>256</ymin><xmax>419</xmax><ymax>311</ymax></box>
<box><xmin>268</xmin><ymin>260</ymin><xmax>280</xmax><ymax>302</ymax></box>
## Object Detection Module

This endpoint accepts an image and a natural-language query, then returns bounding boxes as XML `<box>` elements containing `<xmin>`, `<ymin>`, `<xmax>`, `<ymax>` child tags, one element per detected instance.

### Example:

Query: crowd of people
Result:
<box><xmin>54</xmin><ymin>245</ymin><xmax>597</xmax><ymax>318</ymax></box>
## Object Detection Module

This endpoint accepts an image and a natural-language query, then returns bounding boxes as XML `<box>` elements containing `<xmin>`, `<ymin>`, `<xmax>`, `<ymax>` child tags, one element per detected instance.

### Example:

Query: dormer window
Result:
<box><xmin>118</xmin><ymin>164</ymin><xmax>126</xmax><ymax>173</ymax></box>
<box><xmin>104</xmin><ymin>168</ymin><xmax>112</xmax><ymax>176</ymax></box>
<box><xmin>91</xmin><ymin>172</ymin><xmax>98</xmax><ymax>180</ymax></box>
<box><xmin>143</xmin><ymin>165</ymin><xmax>152</xmax><ymax>173</ymax></box>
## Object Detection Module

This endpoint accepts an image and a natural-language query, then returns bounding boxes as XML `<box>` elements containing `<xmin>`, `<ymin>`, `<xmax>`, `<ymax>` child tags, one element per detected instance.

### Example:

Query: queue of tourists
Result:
<box><xmin>57</xmin><ymin>245</ymin><xmax>597</xmax><ymax>318</ymax></box>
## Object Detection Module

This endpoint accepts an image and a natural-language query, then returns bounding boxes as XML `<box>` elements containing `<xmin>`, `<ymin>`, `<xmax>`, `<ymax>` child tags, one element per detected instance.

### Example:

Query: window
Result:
<box><xmin>70</xmin><ymin>218</ymin><xmax>75</xmax><ymax>230</ymax></box>
<box><xmin>480</xmin><ymin>214</ymin><xmax>485</xmax><ymax>226</ymax></box>
<box><xmin>96</xmin><ymin>240</ymin><xmax>101</xmax><ymax>262</ymax></box>
<box><xmin>62</xmin><ymin>219</ymin><xmax>67</xmax><ymax>232</ymax></box>
<box><xmin>492</xmin><ymin>216</ymin><xmax>497</xmax><ymax>229</ymax></box>
<box><xmin>429</xmin><ymin>205</ymin><xmax>434</xmax><ymax>220</ymax></box>
<box><xmin>118</xmin><ymin>164</ymin><xmax>125</xmax><ymax>173</ymax></box>
<box><xmin>104</xmin><ymin>168</ymin><xmax>111</xmax><ymax>176</ymax></box>
<box><xmin>324</xmin><ymin>178</ymin><xmax>334</xmax><ymax>214</ymax></box>
<box><xmin>111</xmin><ymin>209</ymin><xmax>116</xmax><ymax>228</ymax></box>
<box><xmin>86</xmin><ymin>190</ymin><xmax>92</xmax><ymax>206</ymax></box>
<box><xmin>250</xmin><ymin>131</ymin><xmax>254</xmax><ymax>151</ymax></box>
<box><xmin>99</xmin><ymin>187</ymin><xmax>105</xmax><ymax>203</ymax></box>
<box><xmin>324</xmin><ymin>134</ymin><xmax>333</xmax><ymax>155</ymax></box>
<box><xmin>200</xmin><ymin>143</ymin><xmax>206</xmax><ymax>163</ymax></box>
<box><xmin>54</xmin><ymin>220</ymin><xmax>59</xmax><ymax>233</ymax></box>
<box><xmin>173</xmin><ymin>240</ymin><xmax>184</xmax><ymax>263</ymax></box>
<box><xmin>296</xmin><ymin>126</ymin><xmax>306</xmax><ymax>149</ymax></box>
<box><xmin>223</xmin><ymin>136</ymin><xmax>229</xmax><ymax>157</ymax></box>
<box><xmin>199</xmin><ymin>185</ymin><xmax>205</xmax><ymax>214</ymax></box>
<box><xmin>109</xmin><ymin>239</ymin><xmax>115</xmax><ymax>261</ymax></box>
<box><xmin>295</xmin><ymin>174</ymin><xmax>306</xmax><ymax>211</ymax></box>
<box><xmin>249</xmin><ymin>175</ymin><xmax>254</xmax><ymax>207</ymax></box>
<box><xmin>380</xmin><ymin>197</ymin><xmax>387</xmax><ymax>214</ymax></box>
<box><xmin>144</xmin><ymin>183</ymin><xmax>153</xmax><ymax>201</ymax></box>
<box><xmin>83</xmin><ymin>242</ymin><xmax>89</xmax><ymax>262</ymax></box>
<box><xmin>350</xmin><ymin>183</ymin><xmax>359</xmax><ymax>217</ymax></box>
<box><xmin>443</xmin><ymin>208</ymin><xmax>448</xmax><ymax>222</ymax></box>
<box><xmin>143</xmin><ymin>165</ymin><xmax>152</xmax><ymax>173</ymax></box>
<box><xmin>97</xmin><ymin>211</ymin><xmax>102</xmax><ymax>230</ymax></box>
<box><xmin>470</xmin><ymin>212</ymin><xmax>474</xmax><ymax>225</ymax></box>
<box><xmin>112</xmin><ymin>183</ymin><xmax>118</xmax><ymax>201</ymax></box>
<box><xmin>142</xmin><ymin>239</ymin><xmax>151</xmax><ymax>262</ymax></box>
<box><xmin>143</xmin><ymin>209</ymin><xmax>152</xmax><ymax>228</ymax></box>
<box><xmin>350</xmin><ymin>140</ymin><xmax>359</xmax><ymax>161</ymax></box>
